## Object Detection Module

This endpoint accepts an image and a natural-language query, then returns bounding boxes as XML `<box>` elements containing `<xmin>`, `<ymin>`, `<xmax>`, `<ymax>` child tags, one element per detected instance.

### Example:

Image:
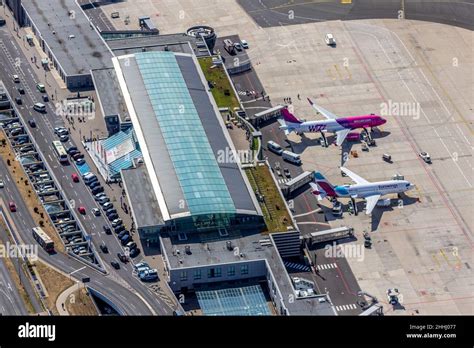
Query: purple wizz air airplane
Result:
<box><xmin>278</xmin><ymin>98</ymin><xmax>387</xmax><ymax>146</ymax></box>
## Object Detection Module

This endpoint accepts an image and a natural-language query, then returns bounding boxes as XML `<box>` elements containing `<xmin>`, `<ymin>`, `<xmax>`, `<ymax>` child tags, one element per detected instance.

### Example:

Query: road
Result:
<box><xmin>0</xmin><ymin>236</ymin><xmax>28</xmax><ymax>315</ymax></box>
<box><xmin>237</xmin><ymin>0</ymin><xmax>474</xmax><ymax>31</ymax></box>
<box><xmin>0</xmin><ymin>19</ymin><xmax>174</xmax><ymax>314</ymax></box>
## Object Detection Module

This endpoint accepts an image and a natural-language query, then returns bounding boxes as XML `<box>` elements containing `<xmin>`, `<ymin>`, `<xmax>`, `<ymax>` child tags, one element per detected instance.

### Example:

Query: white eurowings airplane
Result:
<box><xmin>310</xmin><ymin>167</ymin><xmax>415</xmax><ymax>215</ymax></box>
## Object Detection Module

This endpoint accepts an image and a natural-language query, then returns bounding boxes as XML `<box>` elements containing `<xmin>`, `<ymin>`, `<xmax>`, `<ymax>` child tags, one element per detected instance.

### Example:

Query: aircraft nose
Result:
<box><xmin>379</xmin><ymin>117</ymin><xmax>387</xmax><ymax>125</ymax></box>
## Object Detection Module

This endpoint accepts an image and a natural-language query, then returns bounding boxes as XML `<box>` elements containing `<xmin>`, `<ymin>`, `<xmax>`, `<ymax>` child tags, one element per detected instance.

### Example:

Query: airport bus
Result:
<box><xmin>52</xmin><ymin>140</ymin><xmax>68</xmax><ymax>164</ymax></box>
<box><xmin>282</xmin><ymin>150</ymin><xmax>302</xmax><ymax>165</ymax></box>
<box><xmin>32</xmin><ymin>227</ymin><xmax>54</xmax><ymax>252</ymax></box>
<box><xmin>267</xmin><ymin>141</ymin><xmax>284</xmax><ymax>155</ymax></box>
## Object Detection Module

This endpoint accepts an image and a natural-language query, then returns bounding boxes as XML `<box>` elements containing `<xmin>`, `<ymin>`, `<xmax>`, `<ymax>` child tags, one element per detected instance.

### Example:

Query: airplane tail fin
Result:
<box><xmin>313</xmin><ymin>172</ymin><xmax>337</xmax><ymax>198</ymax></box>
<box><xmin>281</xmin><ymin>108</ymin><xmax>303</xmax><ymax>124</ymax></box>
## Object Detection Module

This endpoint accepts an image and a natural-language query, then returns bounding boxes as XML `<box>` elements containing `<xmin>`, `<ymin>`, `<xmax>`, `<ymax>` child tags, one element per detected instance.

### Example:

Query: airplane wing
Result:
<box><xmin>277</xmin><ymin>119</ymin><xmax>291</xmax><ymax>135</ymax></box>
<box><xmin>364</xmin><ymin>194</ymin><xmax>381</xmax><ymax>215</ymax></box>
<box><xmin>340</xmin><ymin>167</ymin><xmax>370</xmax><ymax>185</ymax></box>
<box><xmin>335</xmin><ymin>129</ymin><xmax>351</xmax><ymax>146</ymax></box>
<box><xmin>308</xmin><ymin>98</ymin><xmax>338</xmax><ymax>120</ymax></box>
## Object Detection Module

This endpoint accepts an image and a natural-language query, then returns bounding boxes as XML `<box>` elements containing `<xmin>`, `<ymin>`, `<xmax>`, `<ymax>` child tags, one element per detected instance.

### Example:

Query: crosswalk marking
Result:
<box><xmin>277</xmin><ymin>178</ymin><xmax>291</xmax><ymax>184</ymax></box>
<box><xmin>335</xmin><ymin>303</ymin><xmax>358</xmax><ymax>312</ymax></box>
<box><xmin>316</xmin><ymin>263</ymin><xmax>338</xmax><ymax>271</ymax></box>
<box><xmin>284</xmin><ymin>261</ymin><xmax>311</xmax><ymax>272</ymax></box>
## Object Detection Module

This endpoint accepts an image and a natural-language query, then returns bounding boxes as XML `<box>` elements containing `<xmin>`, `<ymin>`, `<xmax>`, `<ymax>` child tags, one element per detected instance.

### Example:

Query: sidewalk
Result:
<box><xmin>56</xmin><ymin>283</ymin><xmax>79</xmax><ymax>315</ymax></box>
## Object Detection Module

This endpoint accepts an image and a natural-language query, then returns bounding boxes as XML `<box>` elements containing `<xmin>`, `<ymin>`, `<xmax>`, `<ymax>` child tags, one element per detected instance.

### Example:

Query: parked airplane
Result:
<box><xmin>310</xmin><ymin>167</ymin><xmax>415</xmax><ymax>215</ymax></box>
<box><xmin>278</xmin><ymin>98</ymin><xmax>386</xmax><ymax>145</ymax></box>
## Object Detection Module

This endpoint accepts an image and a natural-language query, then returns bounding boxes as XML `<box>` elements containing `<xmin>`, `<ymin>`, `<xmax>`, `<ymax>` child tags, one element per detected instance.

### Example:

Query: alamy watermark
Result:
<box><xmin>324</xmin><ymin>242</ymin><xmax>365</xmax><ymax>262</ymax></box>
<box><xmin>54</xmin><ymin>99</ymin><xmax>96</xmax><ymax>120</ymax></box>
<box><xmin>380</xmin><ymin>100</ymin><xmax>420</xmax><ymax>120</ymax></box>
<box><xmin>217</xmin><ymin>147</ymin><xmax>254</xmax><ymax>164</ymax></box>
<box><xmin>0</xmin><ymin>242</ymin><xmax>38</xmax><ymax>261</ymax></box>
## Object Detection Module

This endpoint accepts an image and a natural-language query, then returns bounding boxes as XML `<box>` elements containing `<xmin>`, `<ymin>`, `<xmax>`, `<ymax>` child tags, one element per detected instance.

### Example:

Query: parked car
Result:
<box><xmin>59</xmin><ymin>134</ymin><xmax>69</xmax><ymax>142</ymax></box>
<box><xmin>111</xmin><ymin>261</ymin><xmax>120</xmax><ymax>270</ymax></box>
<box><xmin>54</xmin><ymin>127</ymin><xmax>68</xmax><ymax>136</ymax></box>
<box><xmin>107</xmin><ymin>213</ymin><xmax>119</xmax><ymax>221</ymax></box>
<box><xmin>120</xmin><ymin>234</ymin><xmax>131</xmax><ymax>245</ymax></box>
<box><xmin>95</xmin><ymin>193</ymin><xmax>106</xmax><ymax>201</ymax></box>
<box><xmin>419</xmin><ymin>152</ymin><xmax>431</xmax><ymax>164</ymax></box>
<box><xmin>91</xmin><ymin>186</ymin><xmax>104</xmax><ymax>195</ymax></box>
<box><xmin>98</xmin><ymin>197</ymin><xmax>110</xmax><ymax>205</ymax></box>
<box><xmin>101</xmin><ymin>201</ymin><xmax>113</xmax><ymax>209</ymax></box>
<box><xmin>117</xmin><ymin>253</ymin><xmax>128</xmax><ymax>263</ymax></box>
<box><xmin>234</xmin><ymin>42</ymin><xmax>243</xmax><ymax>51</ymax></box>
<box><xmin>240</xmin><ymin>39</ymin><xmax>249</xmax><ymax>49</ymax></box>
<box><xmin>117</xmin><ymin>230</ymin><xmax>129</xmax><ymax>239</ymax></box>
<box><xmin>129</xmin><ymin>248</ymin><xmax>141</xmax><ymax>258</ymax></box>
<box><xmin>126</xmin><ymin>242</ymin><xmax>137</xmax><ymax>250</ymax></box>
<box><xmin>283</xmin><ymin>168</ymin><xmax>291</xmax><ymax>178</ymax></box>
<box><xmin>66</xmin><ymin>146</ymin><xmax>78</xmax><ymax>155</ymax></box>
<box><xmin>75</xmin><ymin>158</ymin><xmax>85</xmax><ymax>166</ymax></box>
<box><xmin>114</xmin><ymin>225</ymin><xmax>125</xmax><ymax>234</ymax></box>
<box><xmin>105</xmin><ymin>208</ymin><xmax>117</xmax><ymax>216</ymax></box>
<box><xmin>112</xmin><ymin>219</ymin><xmax>122</xmax><ymax>228</ymax></box>
<box><xmin>72</xmin><ymin>152</ymin><xmax>84</xmax><ymax>161</ymax></box>
<box><xmin>325</xmin><ymin>33</ymin><xmax>336</xmax><ymax>46</ymax></box>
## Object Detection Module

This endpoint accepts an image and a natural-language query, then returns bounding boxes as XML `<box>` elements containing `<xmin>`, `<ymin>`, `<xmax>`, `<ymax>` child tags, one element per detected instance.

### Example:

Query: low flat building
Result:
<box><xmin>13</xmin><ymin>0</ymin><xmax>113</xmax><ymax>89</ymax></box>
<box><xmin>160</xmin><ymin>231</ymin><xmax>336</xmax><ymax>316</ymax></box>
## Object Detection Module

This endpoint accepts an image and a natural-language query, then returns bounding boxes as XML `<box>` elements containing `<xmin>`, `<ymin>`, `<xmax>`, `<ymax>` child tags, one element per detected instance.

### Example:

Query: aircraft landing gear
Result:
<box><xmin>320</xmin><ymin>131</ymin><xmax>328</xmax><ymax>147</ymax></box>
<box><xmin>363</xmin><ymin>127</ymin><xmax>376</xmax><ymax>146</ymax></box>
<box><xmin>350</xmin><ymin>197</ymin><xmax>358</xmax><ymax>216</ymax></box>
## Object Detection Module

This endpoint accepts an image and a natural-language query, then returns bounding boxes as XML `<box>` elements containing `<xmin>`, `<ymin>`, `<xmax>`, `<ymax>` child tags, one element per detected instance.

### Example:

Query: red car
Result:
<box><xmin>78</xmin><ymin>206</ymin><xmax>86</xmax><ymax>215</ymax></box>
<box><xmin>71</xmin><ymin>173</ymin><xmax>79</xmax><ymax>183</ymax></box>
<box><xmin>9</xmin><ymin>201</ymin><xmax>16</xmax><ymax>212</ymax></box>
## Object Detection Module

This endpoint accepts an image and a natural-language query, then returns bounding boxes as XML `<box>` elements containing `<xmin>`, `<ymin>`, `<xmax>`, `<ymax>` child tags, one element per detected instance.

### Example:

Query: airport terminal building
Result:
<box><xmin>116</xmin><ymin>51</ymin><xmax>264</xmax><ymax>239</ymax></box>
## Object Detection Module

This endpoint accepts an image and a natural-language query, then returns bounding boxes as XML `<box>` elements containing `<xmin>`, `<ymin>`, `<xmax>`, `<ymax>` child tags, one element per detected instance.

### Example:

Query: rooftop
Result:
<box><xmin>22</xmin><ymin>0</ymin><xmax>113</xmax><ymax>75</ymax></box>
<box><xmin>121</xmin><ymin>165</ymin><xmax>164</xmax><ymax>228</ymax></box>
<box><xmin>91</xmin><ymin>68</ymin><xmax>129</xmax><ymax>121</ymax></box>
<box><xmin>161</xmin><ymin>231</ymin><xmax>336</xmax><ymax>315</ymax></box>
<box><xmin>113</xmin><ymin>51</ymin><xmax>260</xmax><ymax>221</ymax></box>
<box><xmin>106</xmin><ymin>33</ymin><xmax>209</xmax><ymax>57</ymax></box>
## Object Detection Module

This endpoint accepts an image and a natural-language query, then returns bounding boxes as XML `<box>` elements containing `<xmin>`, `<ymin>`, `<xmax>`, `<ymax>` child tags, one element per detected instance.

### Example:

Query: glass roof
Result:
<box><xmin>135</xmin><ymin>51</ymin><xmax>235</xmax><ymax>216</ymax></box>
<box><xmin>196</xmin><ymin>285</ymin><xmax>271</xmax><ymax>316</ymax></box>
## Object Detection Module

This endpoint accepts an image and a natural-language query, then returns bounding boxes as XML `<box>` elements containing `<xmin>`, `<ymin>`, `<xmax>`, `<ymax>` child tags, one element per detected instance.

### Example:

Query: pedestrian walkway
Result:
<box><xmin>334</xmin><ymin>303</ymin><xmax>358</xmax><ymax>312</ymax></box>
<box><xmin>283</xmin><ymin>261</ymin><xmax>311</xmax><ymax>272</ymax></box>
<box><xmin>315</xmin><ymin>263</ymin><xmax>338</xmax><ymax>271</ymax></box>
<box><xmin>56</xmin><ymin>283</ymin><xmax>80</xmax><ymax>315</ymax></box>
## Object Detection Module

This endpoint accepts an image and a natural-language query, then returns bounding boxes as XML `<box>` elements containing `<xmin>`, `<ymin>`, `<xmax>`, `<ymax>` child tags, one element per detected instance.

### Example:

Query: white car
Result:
<box><xmin>92</xmin><ymin>208</ymin><xmax>101</xmax><ymax>216</ymax></box>
<box><xmin>325</xmin><ymin>33</ymin><xmax>336</xmax><ymax>46</ymax></box>
<box><xmin>0</xmin><ymin>179</ymin><xmax>4</xmax><ymax>188</ymax></box>
<box><xmin>240</xmin><ymin>39</ymin><xmax>249</xmax><ymax>49</ymax></box>
<box><xmin>233</xmin><ymin>42</ymin><xmax>243</xmax><ymax>51</ymax></box>
<box><xmin>419</xmin><ymin>152</ymin><xmax>431</xmax><ymax>163</ymax></box>
<box><xmin>13</xmin><ymin>75</ymin><xmax>20</xmax><ymax>83</ymax></box>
